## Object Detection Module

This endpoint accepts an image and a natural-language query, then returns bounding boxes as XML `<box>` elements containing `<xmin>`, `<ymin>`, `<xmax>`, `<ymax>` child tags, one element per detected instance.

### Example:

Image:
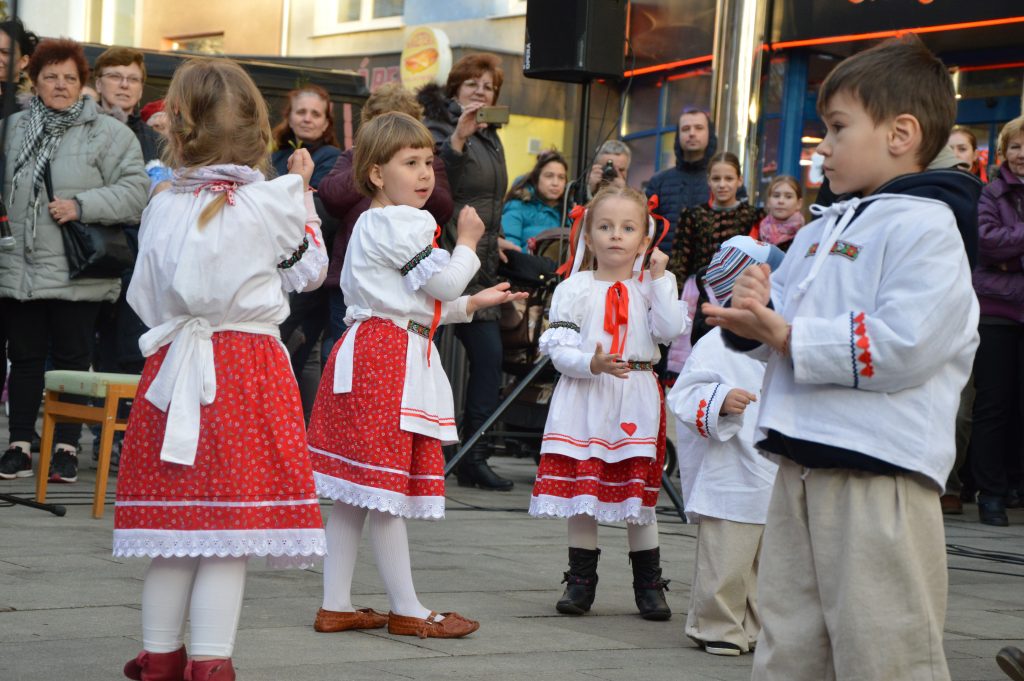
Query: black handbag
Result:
<box><xmin>43</xmin><ymin>162</ymin><xmax>133</xmax><ymax>279</ymax></box>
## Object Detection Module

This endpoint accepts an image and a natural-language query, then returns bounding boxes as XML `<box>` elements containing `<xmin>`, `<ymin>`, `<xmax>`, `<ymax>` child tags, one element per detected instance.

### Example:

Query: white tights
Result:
<box><xmin>567</xmin><ymin>515</ymin><xmax>660</xmax><ymax>552</ymax></box>
<box><xmin>322</xmin><ymin>501</ymin><xmax>431</xmax><ymax>619</ymax></box>
<box><xmin>141</xmin><ymin>556</ymin><xmax>247</xmax><ymax>658</ymax></box>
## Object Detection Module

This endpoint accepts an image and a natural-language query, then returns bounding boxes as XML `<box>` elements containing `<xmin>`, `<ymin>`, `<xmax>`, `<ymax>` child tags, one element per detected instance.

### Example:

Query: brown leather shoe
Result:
<box><xmin>314</xmin><ymin>607</ymin><xmax>389</xmax><ymax>632</ymax></box>
<box><xmin>387</xmin><ymin>611</ymin><xmax>480</xmax><ymax>639</ymax></box>
<box><xmin>940</xmin><ymin>493</ymin><xmax>964</xmax><ymax>515</ymax></box>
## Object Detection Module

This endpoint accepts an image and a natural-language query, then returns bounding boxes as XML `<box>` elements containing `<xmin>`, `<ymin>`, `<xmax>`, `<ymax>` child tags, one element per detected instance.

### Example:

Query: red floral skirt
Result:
<box><xmin>307</xmin><ymin>317</ymin><xmax>445</xmax><ymax>519</ymax></box>
<box><xmin>530</xmin><ymin>387</ymin><xmax>666</xmax><ymax>524</ymax></box>
<box><xmin>113</xmin><ymin>332</ymin><xmax>325</xmax><ymax>566</ymax></box>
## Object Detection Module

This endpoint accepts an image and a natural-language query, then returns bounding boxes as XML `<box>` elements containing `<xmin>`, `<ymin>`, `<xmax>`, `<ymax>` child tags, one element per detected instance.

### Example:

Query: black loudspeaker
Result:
<box><xmin>523</xmin><ymin>0</ymin><xmax>626</xmax><ymax>83</ymax></box>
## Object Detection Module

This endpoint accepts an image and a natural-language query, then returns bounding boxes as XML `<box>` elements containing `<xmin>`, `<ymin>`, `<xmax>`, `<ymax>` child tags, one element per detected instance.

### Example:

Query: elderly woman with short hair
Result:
<box><xmin>0</xmin><ymin>38</ymin><xmax>149</xmax><ymax>485</ymax></box>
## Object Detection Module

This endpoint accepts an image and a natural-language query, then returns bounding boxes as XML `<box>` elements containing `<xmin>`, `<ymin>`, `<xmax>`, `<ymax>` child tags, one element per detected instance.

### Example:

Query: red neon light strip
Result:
<box><xmin>624</xmin><ymin>16</ymin><xmax>1024</xmax><ymax>77</ymax></box>
<box><xmin>957</xmin><ymin>61</ymin><xmax>1024</xmax><ymax>73</ymax></box>
<box><xmin>769</xmin><ymin>16</ymin><xmax>1024</xmax><ymax>50</ymax></box>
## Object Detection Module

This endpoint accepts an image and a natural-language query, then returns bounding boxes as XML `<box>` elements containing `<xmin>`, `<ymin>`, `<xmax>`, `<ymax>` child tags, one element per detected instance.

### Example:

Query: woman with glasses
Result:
<box><xmin>0</xmin><ymin>38</ymin><xmax>149</xmax><ymax>485</ymax></box>
<box><xmin>418</xmin><ymin>53</ymin><xmax>517</xmax><ymax>491</ymax></box>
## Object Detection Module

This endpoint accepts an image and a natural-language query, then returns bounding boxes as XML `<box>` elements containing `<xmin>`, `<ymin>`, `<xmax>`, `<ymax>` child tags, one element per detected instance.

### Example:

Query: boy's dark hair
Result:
<box><xmin>817</xmin><ymin>35</ymin><xmax>955</xmax><ymax>167</ymax></box>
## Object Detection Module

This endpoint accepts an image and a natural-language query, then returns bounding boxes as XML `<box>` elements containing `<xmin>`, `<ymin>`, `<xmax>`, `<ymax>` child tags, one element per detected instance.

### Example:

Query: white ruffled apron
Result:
<box><xmin>332</xmin><ymin>306</ymin><xmax>458</xmax><ymax>444</ymax></box>
<box><xmin>139</xmin><ymin>316</ymin><xmax>282</xmax><ymax>466</ymax></box>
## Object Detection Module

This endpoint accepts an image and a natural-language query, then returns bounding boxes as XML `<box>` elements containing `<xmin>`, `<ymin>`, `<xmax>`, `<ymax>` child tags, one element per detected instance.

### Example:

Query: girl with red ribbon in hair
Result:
<box><xmin>529</xmin><ymin>185</ymin><xmax>687</xmax><ymax>621</ymax></box>
<box><xmin>305</xmin><ymin>112</ymin><xmax>524</xmax><ymax>640</ymax></box>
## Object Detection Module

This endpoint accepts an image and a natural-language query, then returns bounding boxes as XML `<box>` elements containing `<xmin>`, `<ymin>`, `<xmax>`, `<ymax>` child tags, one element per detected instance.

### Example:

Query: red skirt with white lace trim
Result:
<box><xmin>113</xmin><ymin>332</ymin><xmax>326</xmax><ymax>566</ymax></box>
<box><xmin>307</xmin><ymin>317</ymin><xmax>446</xmax><ymax>519</ymax></box>
<box><xmin>529</xmin><ymin>385</ymin><xmax>666</xmax><ymax>525</ymax></box>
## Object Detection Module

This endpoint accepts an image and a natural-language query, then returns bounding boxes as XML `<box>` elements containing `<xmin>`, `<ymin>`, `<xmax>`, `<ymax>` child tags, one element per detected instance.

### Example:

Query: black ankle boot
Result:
<box><xmin>456</xmin><ymin>447</ymin><xmax>514</xmax><ymax>491</ymax></box>
<box><xmin>978</xmin><ymin>494</ymin><xmax>1009</xmax><ymax>527</ymax></box>
<box><xmin>629</xmin><ymin>547</ymin><xmax>672</xmax><ymax>621</ymax></box>
<box><xmin>556</xmin><ymin>547</ymin><xmax>600</xmax><ymax>615</ymax></box>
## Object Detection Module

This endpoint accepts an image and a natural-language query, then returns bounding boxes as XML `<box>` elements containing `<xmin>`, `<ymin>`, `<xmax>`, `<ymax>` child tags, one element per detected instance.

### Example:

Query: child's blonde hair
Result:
<box><xmin>574</xmin><ymin>185</ymin><xmax>650</xmax><ymax>272</ymax></box>
<box><xmin>766</xmin><ymin>174</ymin><xmax>802</xmax><ymax>200</ymax></box>
<box><xmin>353</xmin><ymin>111</ymin><xmax>435</xmax><ymax>198</ymax></box>
<box><xmin>162</xmin><ymin>58</ymin><xmax>272</xmax><ymax>226</ymax></box>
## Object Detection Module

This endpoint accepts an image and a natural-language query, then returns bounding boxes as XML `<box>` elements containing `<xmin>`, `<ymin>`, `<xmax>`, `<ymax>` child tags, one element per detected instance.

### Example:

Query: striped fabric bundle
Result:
<box><xmin>702</xmin><ymin>235</ymin><xmax>785</xmax><ymax>304</ymax></box>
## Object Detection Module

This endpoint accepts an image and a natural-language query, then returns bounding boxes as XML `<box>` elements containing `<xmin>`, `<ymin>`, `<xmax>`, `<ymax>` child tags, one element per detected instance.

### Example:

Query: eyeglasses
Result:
<box><xmin>461</xmin><ymin>79</ymin><xmax>495</xmax><ymax>93</ymax></box>
<box><xmin>100</xmin><ymin>72</ymin><xmax>143</xmax><ymax>86</ymax></box>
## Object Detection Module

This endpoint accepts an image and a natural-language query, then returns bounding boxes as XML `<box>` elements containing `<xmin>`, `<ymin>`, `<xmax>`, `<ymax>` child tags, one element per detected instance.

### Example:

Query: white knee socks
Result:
<box><xmin>321</xmin><ymin>501</ymin><xmax>367</xmax><ymax>612</ymax></box>
<box><xmin>567</xmin><ymin>515</ymin><xmax>660</xmax><ymax>552</ymax></box>
<box><xmin>141</xmin><ymin>555</ymin><xmax>248</xmax><ymax>658</ymax></box>
<box><xmin>368</xmin><ymin>510</ymin><xmax>431</xmax><ymax>619</ymax></box>
<box><xmin>568</xmin><ymin>515</ymin><xmax>599</xmax><ymax>550</ymax></box>
<box><xmin>627</xmin><ymin>520</ymin><xmax>660</xmax><ymax>552</ymax></box>
<box><xmin>321</xmin><ymin>502</ymin><xmax>431</xmax><ymax>619</ymax></box>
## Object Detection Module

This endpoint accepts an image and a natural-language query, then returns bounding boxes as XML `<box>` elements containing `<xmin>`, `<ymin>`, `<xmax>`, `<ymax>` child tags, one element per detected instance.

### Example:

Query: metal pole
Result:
<box><xmin>660</xmin><ymin>471</ymin><xmax>687</xmax><ymax>523</ymax></box>
<box><xmin>444</xmin><ymin>356</ymin><xmax>550</xmax><ymax>476</ymax></box>
<box><xmin>710</xmin><ymin>0</ymin><xmax>770</xmax><ymax>200</ymax></box>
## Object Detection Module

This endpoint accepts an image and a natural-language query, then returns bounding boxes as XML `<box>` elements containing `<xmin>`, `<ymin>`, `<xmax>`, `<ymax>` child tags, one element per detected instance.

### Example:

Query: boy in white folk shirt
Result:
<box><xmin>704</xmin><ymin>35</ymin><xmax>981</xmax><ymax>681</ymax></box>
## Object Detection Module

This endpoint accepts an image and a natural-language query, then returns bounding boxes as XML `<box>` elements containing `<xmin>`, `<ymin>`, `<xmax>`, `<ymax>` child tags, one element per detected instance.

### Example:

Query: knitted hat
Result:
<box><xmin>139</xmin><ymin>99</ymin><xmax>164</xmax><ymax>123</ymax></box>
<box><xmin>703</xmin><ymin>235</ymin><xmax>785</xmax><ymax>304</ymax></box>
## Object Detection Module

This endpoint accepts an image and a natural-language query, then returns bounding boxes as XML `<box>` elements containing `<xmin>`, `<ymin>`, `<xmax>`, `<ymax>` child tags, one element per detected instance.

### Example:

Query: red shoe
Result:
<box><xmin>124</xmin><ymin>647</ymin><xmax>188</xmax><ymax>680</ymax></box>
<box><xmin>184</xmin><ymin>658</ymin><xmax>235</xmax><ymax>681</ymax></box>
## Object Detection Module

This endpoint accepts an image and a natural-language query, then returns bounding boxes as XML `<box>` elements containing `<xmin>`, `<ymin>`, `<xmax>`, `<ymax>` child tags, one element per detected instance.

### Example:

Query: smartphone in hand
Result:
<box><xmin>476</xmin><ymin>106</ymin><xmax>510</xmax><ymax>125</ymax></box>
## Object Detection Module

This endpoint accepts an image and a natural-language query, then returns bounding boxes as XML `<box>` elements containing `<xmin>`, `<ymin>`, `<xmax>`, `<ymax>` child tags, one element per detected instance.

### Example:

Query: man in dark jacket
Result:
<box><xmin>645</xmin><ymin>107</ymin><xmax>719</xmax><ymax>256</ymax></box>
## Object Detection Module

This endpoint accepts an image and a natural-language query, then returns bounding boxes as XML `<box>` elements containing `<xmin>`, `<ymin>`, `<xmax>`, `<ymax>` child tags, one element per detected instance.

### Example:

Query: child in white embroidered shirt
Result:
<box><xmin>529</xmin><ymin>185</ymin><xmax>686</xmax><ymax>621</ymax></box>
<box><xmin>667</xmin><ymin>236</ymin><xmax>784</xmax><ymax>657</ymax></box>
<box><xmin>705</xmin><ymin>36</ymin><xmax>980</xmax><ymax>681</ymax></box>
<box><xmin>115</xmin><ymin>58</ymin><xmax>329</xmax><ymax>681</ymax></box>
<box><xmin>306</xmin><ymin>111</ymin><xmax>525</xmax><ymax>639</ymax></box>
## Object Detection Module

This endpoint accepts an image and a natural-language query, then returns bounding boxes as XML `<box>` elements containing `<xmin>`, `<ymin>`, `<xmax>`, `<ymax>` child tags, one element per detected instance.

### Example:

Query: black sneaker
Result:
<box><xmin>48</xmin><ymin>449</ymin><xmax>78</xmax><ymax>484</ymax></box>
<box><xmin>0</xmin><ymin>446</ymin><xmax>33</xmax><ymax>479</ymax></box>
<box><xmin>704</xmin><ymin>641</ymin><xmax>743</xmax><ymax>656</ymax></box>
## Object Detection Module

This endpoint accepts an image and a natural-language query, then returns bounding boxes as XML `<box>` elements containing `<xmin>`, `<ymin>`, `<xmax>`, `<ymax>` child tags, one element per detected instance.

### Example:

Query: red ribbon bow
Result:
<box><xmin>426</xmin><ymin>225</ymin><xmax>443</xmax><ymax>366</ymax></box>
<box><xmin>636</xmin><ymin>194</ymin><xmax>671</xmax><ymax>282</ymax></box>
<box><xmin>604</xmin><ymin>281</ymin><xmax>629</xmax><ymax>356</ymax></box>
<box><xmin>555</xmin><ymin>204</ymin><xmax>587</xmax><ymax>279</ymax></box>
<box><xmin>195</xmin><ymin>180</ymin><xmax>239</xmax><ymax>205</ymax></box>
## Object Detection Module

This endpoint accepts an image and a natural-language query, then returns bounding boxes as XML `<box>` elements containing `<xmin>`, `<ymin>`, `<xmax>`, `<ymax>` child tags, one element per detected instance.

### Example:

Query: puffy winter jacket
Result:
<box><xmin>644</xmin><ymin>117</ymin><xmax>720</xmax><ymax>255</ymax></box>
<box><xmin>0</xmin><ymin>96</ymin><xmax>149</xmax><ymax>302</ymax></box>
<box><xmin>974</xmin><ymin>164</ymin><xmax>1024</xmax><ymax>323</ymax></box>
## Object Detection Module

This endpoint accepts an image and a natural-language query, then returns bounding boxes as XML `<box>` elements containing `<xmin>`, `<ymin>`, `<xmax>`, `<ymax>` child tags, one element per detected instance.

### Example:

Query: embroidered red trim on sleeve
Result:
<box><xmin>853</xmin><ymin>311</ymin><xmax>874</xmax><ymax>381</ymax></box>
<box><xmin>696</xmin><ymin>399</ymin><xmax>709</xmax><ymax>439</ymax></box>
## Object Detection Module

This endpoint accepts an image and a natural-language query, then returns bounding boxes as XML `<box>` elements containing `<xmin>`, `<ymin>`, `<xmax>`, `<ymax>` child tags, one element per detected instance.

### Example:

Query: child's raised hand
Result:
<box><xmin>466</xmin><ymin>282</ymin><xmax>528</xmax><ymax>314</ymax></box>
<box><xmin>456</xmin><ymin>205</ymin><xmax>485</xmax><ymax>249</ymax></box>
<box><xmin>702</xmin><ymin>299</ymin><xmax>790</xmax><ymax>353</ymax></box>
<box><xmin>287</xmin><ymin>148</ymin><xmax>315</xmax><ymax>190</ymax></box>
<box><xmin>648</xmin><ymin>247</ymin><xmax>668</xmax><ymax>279</ymax></box>
<box><xmin>731</xmin><ymin>264</ymin><xmax>772</xmax><ymax>308</ymax></box>
<box><xmin>590</xmin><ymin>342</ymin><xmax>629</xmax><ymax>379</ymax></box>
<box><xmin>721</xmin><ymin>388</ymin><xmax>757</xmax><ymax>415</ymax></box>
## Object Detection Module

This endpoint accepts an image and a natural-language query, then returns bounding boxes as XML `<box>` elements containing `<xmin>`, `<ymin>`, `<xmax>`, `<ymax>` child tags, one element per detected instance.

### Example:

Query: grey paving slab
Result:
<box><xmin>1</xmin><ymin>428</ymin><xmax>1023</xmax><ymax>680</ymax></box>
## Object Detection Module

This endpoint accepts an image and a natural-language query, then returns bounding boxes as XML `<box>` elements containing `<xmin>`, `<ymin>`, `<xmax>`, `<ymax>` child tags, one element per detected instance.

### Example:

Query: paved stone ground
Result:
<box><xmin>1</xmin><ymin>418</ymin><xmax>1023</xmax><ymax>681</ymax></box>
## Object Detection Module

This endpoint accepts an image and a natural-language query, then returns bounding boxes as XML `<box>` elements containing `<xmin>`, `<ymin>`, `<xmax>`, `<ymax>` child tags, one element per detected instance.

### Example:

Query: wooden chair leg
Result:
<box><xmin>93</xmin><ymin>394</ymin><xmax>121</xmax><ymax>519</ymax></box>
<box><xmin>35</xmin><ymin>391</ymin><xmax>57</xmax><ymax>504</ymax></box>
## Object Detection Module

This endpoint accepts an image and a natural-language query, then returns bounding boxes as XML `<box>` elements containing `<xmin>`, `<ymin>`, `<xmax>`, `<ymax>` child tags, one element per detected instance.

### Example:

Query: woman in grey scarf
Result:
<box><xmin>0</xmin><ymin>38</ymin><xmax>148</xmax><ymax>485</ymax></box>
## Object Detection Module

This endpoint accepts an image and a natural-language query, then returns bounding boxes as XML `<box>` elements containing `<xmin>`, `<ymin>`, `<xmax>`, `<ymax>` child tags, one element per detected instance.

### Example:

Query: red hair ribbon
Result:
<box><xmin>555</xmin><ymin>204</ymin><xmax>587</xmax><ymax>279</ymax></box>
<box><xmin>604</xmin><ymin>281</ymin><xmax>629</xmax><ymax>355</ymax></box>
<box><xmin>637</xmin><ymin>195</ymin><xmax>671</xmax><ymax>281</ymax></box>
<box><xmin>426</xmin><ymin>224</ymin><xmax>444</xmax><ymax>366</ymax></box>
<box><xmin>195</xmin><ymin>180</ymin><xmax>238</xmax><ymax>205</ymax></box>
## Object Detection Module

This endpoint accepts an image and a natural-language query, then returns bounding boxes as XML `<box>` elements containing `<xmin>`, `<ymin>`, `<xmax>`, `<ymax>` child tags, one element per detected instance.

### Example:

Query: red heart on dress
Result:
<box><xmin>856</xmin><ymin>336</ymin><xmax>870</xmax><ymax>349</ymax></box>
<box><xmin>621</xmin><ymin>422</ymin><xmax>637</xmax><ymax>436</ymax></box>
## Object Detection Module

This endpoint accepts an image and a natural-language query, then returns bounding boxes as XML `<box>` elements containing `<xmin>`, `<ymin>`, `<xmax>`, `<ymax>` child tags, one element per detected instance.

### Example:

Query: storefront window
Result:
<box><xmin>630</xmin><ymin>137</ymin><xmax>658</xmax><ymax>192</ymax></box>
<box><xmin>665</xmin><ymin>70</ymin><xmax>712</xmax><ymax>123</ymax></box>
<box><xmin>623</xmin><ymin>82</ymin><xmax>663</xmax><ymax>137</ymax></box>
<box><xmin>629</xmin><ymin>0</ymin><xmax>716</xmax><ymax>70</ymax></box>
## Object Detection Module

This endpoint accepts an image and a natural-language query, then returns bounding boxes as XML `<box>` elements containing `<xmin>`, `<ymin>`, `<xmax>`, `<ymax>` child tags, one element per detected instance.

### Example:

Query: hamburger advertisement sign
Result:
<box><xmin>400</xmin><ymin>27</ymin><xmax>452</xmax><ymax>90</ymax></box>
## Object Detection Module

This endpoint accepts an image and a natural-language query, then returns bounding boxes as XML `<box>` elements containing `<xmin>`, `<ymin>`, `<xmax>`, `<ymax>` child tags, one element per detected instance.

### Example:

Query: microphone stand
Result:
<box><xmin>0</xmin><ymin>0</ymin><xmax>67</xmax><ymax>517</ymax></box>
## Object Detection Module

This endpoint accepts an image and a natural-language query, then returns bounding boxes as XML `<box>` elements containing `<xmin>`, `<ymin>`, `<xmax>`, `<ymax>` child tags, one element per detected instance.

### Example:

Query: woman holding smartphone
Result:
<box><xmin>418</xmin><ymin>52</ymin><xmax>516</xmax><ymax>491</ymax></box>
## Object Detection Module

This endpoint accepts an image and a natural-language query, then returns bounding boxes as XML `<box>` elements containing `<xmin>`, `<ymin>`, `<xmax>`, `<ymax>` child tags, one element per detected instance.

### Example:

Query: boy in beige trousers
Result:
<box><xmin>705</xmin><ymin>35</ymin><xmax>982</xmax><ymax>681</ymax></box>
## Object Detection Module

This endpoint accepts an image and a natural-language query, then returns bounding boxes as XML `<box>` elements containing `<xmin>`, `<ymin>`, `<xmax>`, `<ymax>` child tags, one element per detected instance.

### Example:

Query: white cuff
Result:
<box><xmin>538</xmin><ymin>323</ymin><xmax>582</xmax><ymax>354</ymax></box>
<box><xmin>279</xmin><ymin>234</ymin><xmax>329</xmax><ymax>293</ymax></box>
<box><xmin>403</xmin><ymin>247</ymin><xmax>451</xmax><ymax>292</ymax></box>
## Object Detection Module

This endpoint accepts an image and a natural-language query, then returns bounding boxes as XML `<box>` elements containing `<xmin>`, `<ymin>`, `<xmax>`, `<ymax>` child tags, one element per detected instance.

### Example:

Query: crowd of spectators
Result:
<box><xmin>0</xmin><ymin>26</ymin><xmax>1022</xmax><ymax>523</ymax></box>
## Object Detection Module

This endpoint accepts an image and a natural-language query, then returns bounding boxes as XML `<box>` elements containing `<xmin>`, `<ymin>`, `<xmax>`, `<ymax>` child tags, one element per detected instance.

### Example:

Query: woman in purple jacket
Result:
<box><xmin>971</xmin><ymin>115</ymin><xmax>1024</xmax><ymax>527</ymax></box>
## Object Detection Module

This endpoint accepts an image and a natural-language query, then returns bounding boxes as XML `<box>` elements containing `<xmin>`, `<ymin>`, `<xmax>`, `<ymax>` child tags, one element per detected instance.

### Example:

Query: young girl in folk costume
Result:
<box><xmin>306</xmin><ymin>112</ymin><xmax>525</xmax><ymax>639</ymax></box>
<box><xmin>667</xmin><ymin>236</ymin><xmax>784</xmax><ymax>657</ymax></box>
<box><xmin>530</xmin><ymin>185</ymin><xmax>686</xmax><ymax>620</ymax></box>
<box><xmin>751</xmin><ymin>175</ymin><xmax>804</xmax><ymax>252</ymax></box>
<box><xmin>665</xmin><ymin>152</ymin><xmax>764</xmax><ymax>376</ymax></box>
<box><xmin>114</xmin><ymin>59</ymin><xmax>329</xmax><ymax>681</ymax></box>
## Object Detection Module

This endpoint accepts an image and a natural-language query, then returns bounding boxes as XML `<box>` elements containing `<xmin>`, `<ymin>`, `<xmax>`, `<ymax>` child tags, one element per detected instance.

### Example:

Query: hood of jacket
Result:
<box><xmin>987</xmin><ymin>163</ymin><xmax>1024</xmax><ymax>199</ymax></box>
<box><xmin>673</xmin><ymin>111</ymin><xmax>719</xmax><ymax>172</ymax></box>
<box><xmin>869</xmin><ymin>168</ymin><xmax>983</xmax><ymax>268</ymax></box>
